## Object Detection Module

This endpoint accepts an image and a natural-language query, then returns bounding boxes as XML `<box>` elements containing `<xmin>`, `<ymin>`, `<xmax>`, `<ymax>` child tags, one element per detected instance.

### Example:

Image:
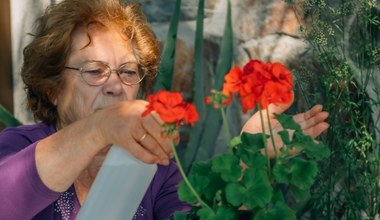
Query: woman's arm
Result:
<box><xmin>35</xmin><ymin>100</ymin><xmax>173</xmax><ymax>193</ymax></box>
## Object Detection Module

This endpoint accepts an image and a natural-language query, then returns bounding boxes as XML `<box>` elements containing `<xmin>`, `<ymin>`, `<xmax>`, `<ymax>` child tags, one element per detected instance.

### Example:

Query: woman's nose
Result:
<box><xmin>101</xmin><ymin>71</ymin><xmax>124</xmax><ymax>96</ymax></box>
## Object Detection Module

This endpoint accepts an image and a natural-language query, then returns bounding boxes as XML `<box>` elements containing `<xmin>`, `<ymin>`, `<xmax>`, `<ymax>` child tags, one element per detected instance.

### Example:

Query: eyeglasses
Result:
<box><xmin>64</xmin><ymin>61</ymin><xmax>146</xmax><ymax>86</ymax></box>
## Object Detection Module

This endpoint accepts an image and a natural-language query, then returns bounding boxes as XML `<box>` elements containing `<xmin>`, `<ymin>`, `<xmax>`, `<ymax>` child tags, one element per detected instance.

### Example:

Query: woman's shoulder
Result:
<box><xmin>0</xmin><ymin>123</ymin><xmax>56</xmax><ymax>140</ymax></box>
<box><xmin>0</xmin><ymin>123</ymin><xmax>56</xmax><ymax>155</ymax></box>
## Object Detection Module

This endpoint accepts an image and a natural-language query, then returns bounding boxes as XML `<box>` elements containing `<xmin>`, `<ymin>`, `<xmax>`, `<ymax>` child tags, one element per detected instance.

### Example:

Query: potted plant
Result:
<box><xmin>143</xmin><ymin>59</ymin><xmax>330</xmax><ymax>220</ymax></box>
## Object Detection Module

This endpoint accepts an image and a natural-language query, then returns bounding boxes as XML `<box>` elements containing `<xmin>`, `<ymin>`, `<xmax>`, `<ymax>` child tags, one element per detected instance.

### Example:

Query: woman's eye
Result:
<box><xmin>84</xmin><ymin>69</ymin><xmax>103</xmax><ymax>75</ymax></box>
<box><xmin>121</xmin><ymin>70</ymin><xmax>138</xmax><ymax>77</ymax></box>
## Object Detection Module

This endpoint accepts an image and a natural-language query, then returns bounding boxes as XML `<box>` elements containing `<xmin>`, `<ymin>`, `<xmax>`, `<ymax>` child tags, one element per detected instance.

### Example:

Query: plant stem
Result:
<box><xmin>169</xmin><ymin>139</ymin><xmax>211</xmax><ymax>210</ymax></box>
<box><xmin>220</xmin><ymin>107</ymin><xmax>232</xmax><ymax>146</ymax></box>
<box><xmin>258</xmin><ymin>105</ymin><xmax>271</xmax><ymax>176</ymax></box>
<box><xmin>266</xmin><ymin>108</ymin><xmax>278</xmax><ymax>158</ymax></box>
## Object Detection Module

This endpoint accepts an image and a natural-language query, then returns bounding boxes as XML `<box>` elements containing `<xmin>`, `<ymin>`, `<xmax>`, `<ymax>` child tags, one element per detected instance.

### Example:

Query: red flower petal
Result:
<box><xmin>223</xmin><ymin>59</ymin><xmax>294</xmax><ymax>111</ymax></box>
<box><xmin>142</xmin><ymin>90</ymin><xmax>199</xmax><ymax>128</ymax></box>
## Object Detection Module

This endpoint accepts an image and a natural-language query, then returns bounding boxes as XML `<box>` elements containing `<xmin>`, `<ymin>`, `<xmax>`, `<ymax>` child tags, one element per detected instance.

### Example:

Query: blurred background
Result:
<box><xmin>1</xmin><ymin>0</ymin><xmax>320</xmax><ymax>130</ymax></box>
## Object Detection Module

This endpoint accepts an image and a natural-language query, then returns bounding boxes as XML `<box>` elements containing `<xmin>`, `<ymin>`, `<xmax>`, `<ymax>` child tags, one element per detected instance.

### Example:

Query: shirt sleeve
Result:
<box><xmin>152</xmin><ymin>162</ymin><xmax>191</xmax><ymax>219</ymax></box>
<box><xmin>0</xmin><ymin>128</ymin><xmax>60</xmax><ymax>220</ymax></box>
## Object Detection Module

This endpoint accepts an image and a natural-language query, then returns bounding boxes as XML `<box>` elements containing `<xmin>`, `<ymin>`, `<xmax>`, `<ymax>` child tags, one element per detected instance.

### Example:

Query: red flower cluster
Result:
<box><xmin>222</xmin><ymin>59</ymin><xmax>293</xmax><ymax>112</ymax></box>
<box><xmin>142</xmin><ymin>90</ymin><xmax>199</xmax><ymax>126</ymax></box>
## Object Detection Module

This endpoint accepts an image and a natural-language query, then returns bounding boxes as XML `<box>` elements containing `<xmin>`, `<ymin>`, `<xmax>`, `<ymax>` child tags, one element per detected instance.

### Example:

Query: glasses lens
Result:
<box><xmin>81</xmin><ymin>62</ymin><xmax>109</xmax><ymax>85</ymax></box>
<box><xmin>118</xmin><ymin>62</ymin><xmax>145</xmax><ymax>85</ymax></box>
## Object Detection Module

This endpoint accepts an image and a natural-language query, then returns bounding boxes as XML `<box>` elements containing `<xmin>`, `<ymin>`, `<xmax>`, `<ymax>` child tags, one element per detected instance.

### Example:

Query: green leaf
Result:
<box><xmin>173</xmin><ymin>211</ymin><xmax>190</xmax><ymax>220</ymax></box>
<box><xmin>214</xmin><ymin>206</ymin><xmax>236</xmax><ymax>220</ymax></box>
<box><xmin>191</xmin><ymin>0</ymin><xmax>234</xmax><ymax>163</ymax></box>
<box><xmin>178</xmin><ymin>163</ymin><xmax>213</xmax><ymax>203</ymax></box>
<box><xmin>182</xmin><ymin>123</ymin><xmax>204</xmax><ymax>173</ymax></box>
<box><xmin>242</xmin><ymin>169</ymin><xmax>272</xmax><ymax>209</ymax></box>
<box><xmin>191</xmin><ymin>106</ymin><xmax>223</xmax><ymax>162</ymax></box>
<box><xmin>245</xmin><ymin>183</ymin><xmax>273</xmax><ymax>209</ymax></box>
<box><xmin>237</xmin><ymin>149</ymin><xmax>267</xmax><ymax>169</ymax></box>
<box><xmin>272</xmin><ymin>162</ymin><xmax>291</xmax><ymax>184</ymax></box>
<box><xmin>277</xmin><ymin>130</ymin><xmax>291</xmax><ymax>145</ymax></box>
<box><xmin>227</xmin><ymin>136</ymin><xmax>241</xmax><ymax>149</ymax></box>
<box><xmin>177</xmin><ymin>181</ymin><xmax>197</xmax><ymax>203</ymax></box>
<box><xmin>197</xmin><ymin>206</ymin><xmax>236</xmax><ymax>220</ymax></box>
<box><xmin>285</xmin><ymin>130</ymin><xmax>330</xmax><ymax>161</ymax></box>
<box><xmin>213</xmin><ymin>0</ymin><xmax>233</xmax><ymax>89</ymax></box>
<box><xmin>191</xmin><ymin>173</ymin><xmax>210</xmax><ymax>193</ymax></box>
<box><xmin>271</xmin><ymin>190</ymin><xmax>285</xmax><ymax>203</ymax></box>
<box><xmin>185</xmin><ymin>162</ymin><xmax>226</xmax><ymax>202</ymax></box>
<box><xmin>197</xmin><ymin>207</ymin><xmax>215</xmax><ymax>220</ymax></box>
<box><xmin>274</xmin><ymin>113</ymin><xmax>301</xmax><ymax>132</ymax></box>
<box><xmin>181</xmin><ymin>0</ymin><xmax>206</xmax><ymax>172</ymax></box>
<box><xmin>240</xmin><ymin>132</ymin><xmax>266</xmax><ymax>151</ymax></box>
<box><xmin>211</xmin><ymin>154</ymin><xmax>242</xmax><ymax>182</ymax></box>
<box><xmin>290</xmin><ymin>185</ymin><xmax>310</xmax><ymax>201</ymax></box>
<box><xmin>288</xmin><ymin>131</ymin><xmax>314</xmax><ymax>151</ymax></box>
<box><xmin>290</xmin><ymin>158</ymin><xmax>318</xmax><ymax>190</ymax></box>
<box><xmin>225</xmin><ymin>169</ymin><xmax>272</xmax><ymax>209</ymax></box>
<box><xmin>287</xmin><ymin>130</ymin><xmax>331</xmax><ymax>161</ymax></box>
<box><xmin>301</xmin><ymin>140</ymin><xmax>331</xmax><ymax>160</ymax></box>
<box><xmin>192</xmin><ymin>0</ymin><xmax>206</xmax><ymax>119</ymax></box>
<box><xmin>225</xmin><ymin>182</ymin><xmax>246</xmax><ymax>206</ymax></box>
<box><xmin>255</xmin><ymin>202</ymin><xmax>297</xmax><ymax>220</ymax></box>
<box><xmin>153</xmin><ymin>0</ymin><xmax>181</xmax><ymax>92</ymax></box>
<box><xmin>202</xmin><ymin>176</ymin><xmax>226</xmax><ymax>202</ymax></box>
<box><xmin>190</xmin><ymin>162</ymin><xmax>212</xmax><ymax>177</ymax></box>
<box><xmin>242</xmin><ymin>168</ymin><xmax>270</xmax><ymax>188</ymax></box>
<box><xmin>0</xmin><ymin>105</ymin><xmax>22</xmax><ymax>127</ymax></box>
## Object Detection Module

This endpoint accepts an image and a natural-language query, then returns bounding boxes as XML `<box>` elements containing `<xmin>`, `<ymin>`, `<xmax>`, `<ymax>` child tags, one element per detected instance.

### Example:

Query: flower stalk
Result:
<box><xmin>266</xmin><ymin>108</ymin><xmax>278</xmax><ymax>158</ymax></box>
<box><xmin>258</xmin><ymin>105</ymin><xmax>271</xmax><ymax>177</ymax></box>
<box><xmin>220</xmin><ymin>107</ymin><xmax>232</xmax><ymax>145</ymax></box>
<box><xmin>169</xmin><ymin>139</ymin><xmax>211</xmax><ymax>210</ymax></box>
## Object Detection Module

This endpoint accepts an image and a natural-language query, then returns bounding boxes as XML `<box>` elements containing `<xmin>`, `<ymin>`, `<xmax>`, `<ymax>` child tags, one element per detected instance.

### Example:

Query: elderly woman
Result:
<box><xmin>0</xmin><ymin>0</ymin><xmax>329</xmax><ymax>219</ymax></box>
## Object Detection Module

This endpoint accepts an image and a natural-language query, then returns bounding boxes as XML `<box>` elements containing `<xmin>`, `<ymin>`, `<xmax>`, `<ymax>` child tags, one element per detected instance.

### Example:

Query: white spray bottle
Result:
<box><xmin>76</xmin><ymin>145</ymin><xmax>157</xmax><ymax>220</ymax></box>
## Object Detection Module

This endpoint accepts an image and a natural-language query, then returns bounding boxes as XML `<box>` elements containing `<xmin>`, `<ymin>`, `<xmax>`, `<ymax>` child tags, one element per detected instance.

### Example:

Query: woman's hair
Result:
<box><xmin>22</xmin><ymin>0</ymin><xmax>160</xmax><ymax>124</ymax></box>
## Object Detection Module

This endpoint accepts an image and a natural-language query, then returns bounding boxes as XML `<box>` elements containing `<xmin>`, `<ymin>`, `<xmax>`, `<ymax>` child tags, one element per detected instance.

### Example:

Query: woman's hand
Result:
<box><xmin>97</xmin><ymin>100</ymin><xmax>178</xmax><ymax>166</ymax></box>
<box><xmin>241</xmin><ymin>100</ymin><xmax>329</xmax><ymax>157</ymax></box>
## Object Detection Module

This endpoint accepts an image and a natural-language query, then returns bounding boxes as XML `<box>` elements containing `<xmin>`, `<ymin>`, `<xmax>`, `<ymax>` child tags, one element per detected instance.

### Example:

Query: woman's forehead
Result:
<box><xmin>67</xmin><ymin>24</ymin><xmax>136</xmax><ymax>65</ymax></box>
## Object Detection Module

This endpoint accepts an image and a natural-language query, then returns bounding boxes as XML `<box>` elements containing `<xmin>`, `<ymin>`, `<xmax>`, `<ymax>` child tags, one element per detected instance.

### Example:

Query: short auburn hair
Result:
<box><xmin>22</xmin><ymin>0</ymin><xmax>160</xmax><ymax>124</ymax></box>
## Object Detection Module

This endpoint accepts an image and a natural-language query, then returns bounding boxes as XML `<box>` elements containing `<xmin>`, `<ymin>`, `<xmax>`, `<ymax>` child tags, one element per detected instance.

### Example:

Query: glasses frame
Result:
<box><xmin>64</xmin><ymin>61</ymin><xmax>146</xmax><ymax>86</ymax></box>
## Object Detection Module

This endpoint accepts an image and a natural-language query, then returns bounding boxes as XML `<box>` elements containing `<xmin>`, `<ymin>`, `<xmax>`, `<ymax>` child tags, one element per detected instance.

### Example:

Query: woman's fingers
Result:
<box><xmin>135</xmin><ymin>110</ymin><xmax>178</xmax><ymax>165</ymax></box>
<box><xmin>103</xmin><ymin>101</ymin><xmax>174</xmax><ymax>166</ymax></box>
<box><xmin>136</xmin><ymin>132</ymin><xmax>170</xmax><ymax>165</ymax></box>
<box><xmin>303</xmin><ymin>122</ymin><xmax>330</xmax><ymax>138</ymax></box>
<box><xmin>145</xmin><ymin>111</ymin><xmax>180</xmax><ymax>152</ymax></box>
<box><xmin>293</xmin><ymin>105</ymin><xmax>329</xmax><ymax>132</ymax></box>
<box><xmin>124</xmin><ymin>140</ymin><xmax>161</xmax><ymax>164</ymax></box>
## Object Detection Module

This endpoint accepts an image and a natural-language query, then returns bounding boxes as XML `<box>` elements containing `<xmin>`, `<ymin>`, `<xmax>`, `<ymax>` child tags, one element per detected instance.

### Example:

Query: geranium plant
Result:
<box><xmin>143</xmin><ymin>59</ymin><xmax>330</xmax><ymax>220</ymax></box>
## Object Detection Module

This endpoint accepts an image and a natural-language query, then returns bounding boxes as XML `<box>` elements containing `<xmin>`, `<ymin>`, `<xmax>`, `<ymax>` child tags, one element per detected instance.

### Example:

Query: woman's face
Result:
<box><xmin>54</xmin><ymin>25</ymin><xmax>140</xmax><ymax>127</ymax></box>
